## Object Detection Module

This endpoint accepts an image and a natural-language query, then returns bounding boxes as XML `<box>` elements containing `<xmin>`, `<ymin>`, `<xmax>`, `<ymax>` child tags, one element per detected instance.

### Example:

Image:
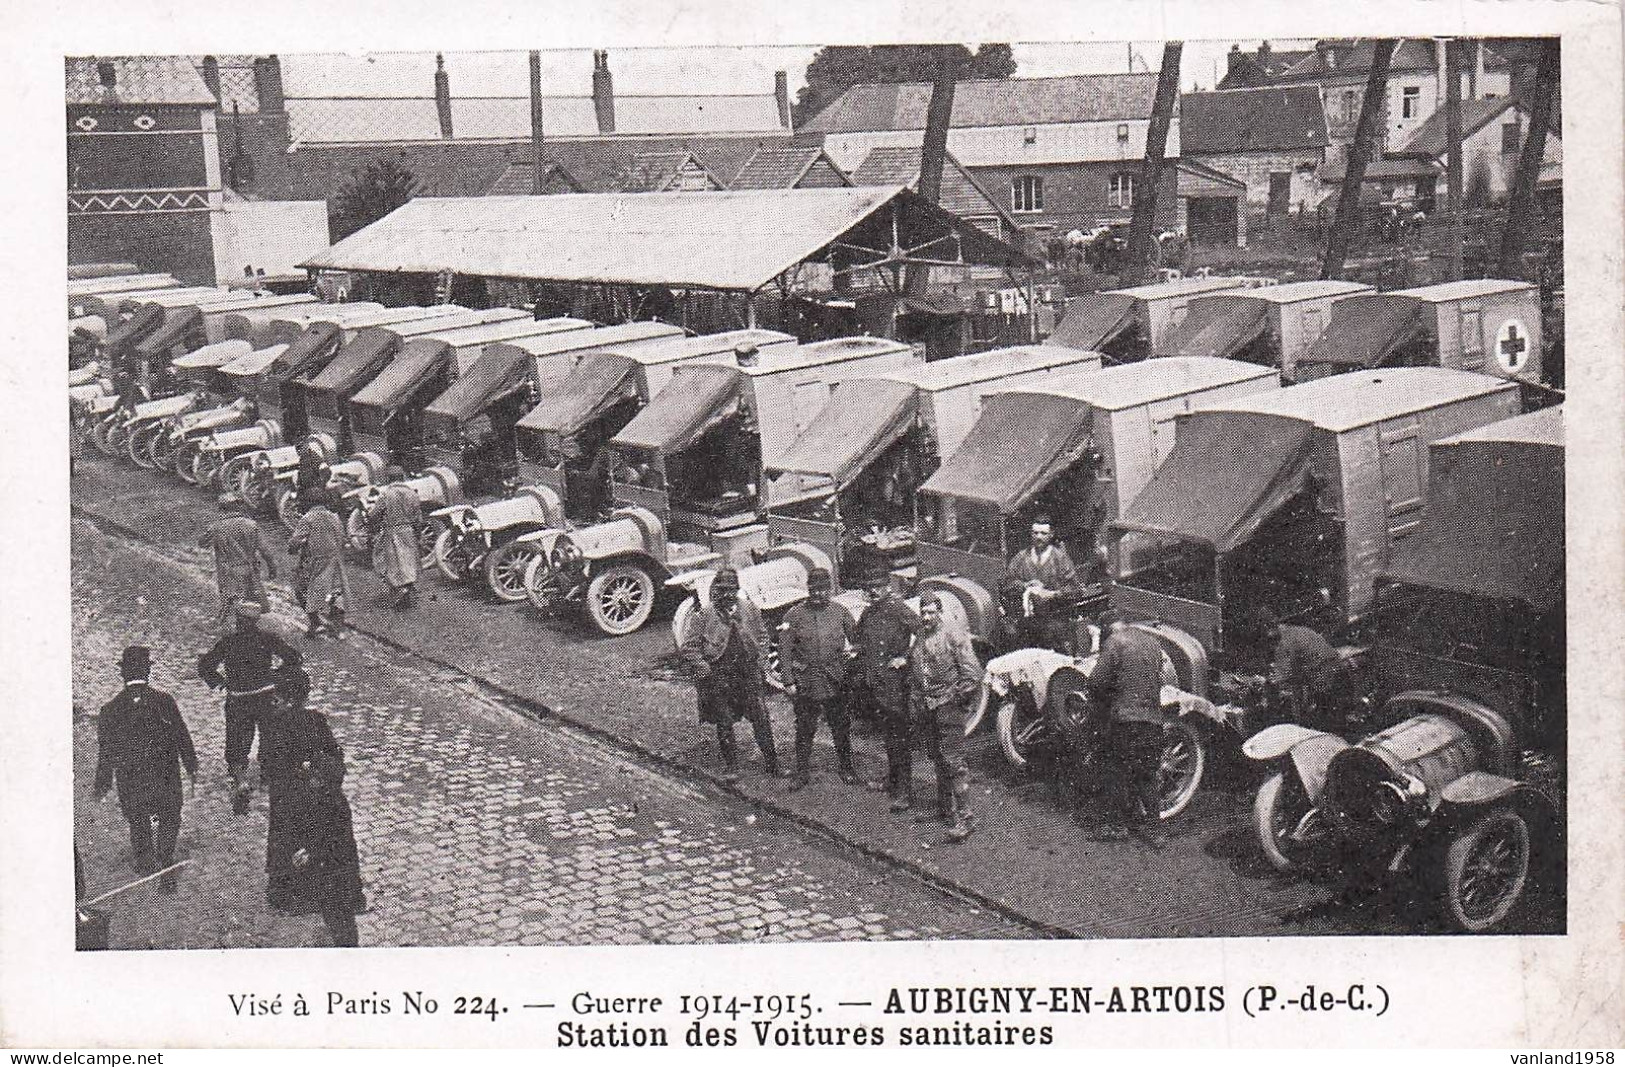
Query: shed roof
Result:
<box><xmin>302</xmin><ymin>186</ymin><xmax>1032</xmax><ymax>291</ymax></box>
<box><xmin>1000</xmin><ymin>357</ymin><xmax>1276</xmax><ymax>412</ymax></box>
<box><xmin>66</xmin><ymin>56</ymin><xmax>215</xmax><ymax>107</ymax></box>
<box><xmin>1395</xmin><ymin>96</ymin><xmax>1523</xmax><ymax>159</ymax></box>
<box><xmin>802</xmin><ymin>73</ymin><xmax>1161</xmax><ymax>133</ymax></box>
<box><xmin>1180</xmin><ymin>86</ymin><xmax>1329</xmax><ymax>154</ymax></box>
<box><xmin>1196</xmin><ymin>367</ymin><xmax>1515</xmax><ymax>433</ymax></box>
<box><xmin>1391</xmin><ymin>278</ymin><xmax>1536</xmax><ymax>302</ymax></box>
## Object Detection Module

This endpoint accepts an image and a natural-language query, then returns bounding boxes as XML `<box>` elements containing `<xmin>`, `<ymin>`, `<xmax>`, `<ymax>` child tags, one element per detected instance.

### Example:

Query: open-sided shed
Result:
<box><xmin>1157</xmin><ymin>279</ymin><xmax>1374</xmax><ymax>379</ymax></box>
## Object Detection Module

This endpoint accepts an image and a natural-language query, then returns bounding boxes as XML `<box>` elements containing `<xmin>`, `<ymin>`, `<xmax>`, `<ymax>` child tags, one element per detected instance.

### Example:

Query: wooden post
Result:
<box><xmin>529</xmin><ymin>51</ymin><xmax>546</xmax><ymax>193</ymax></box>
<box><xmin>1445</xmin><ymin>38</ymin><xmax>1464</xmax><ymax>280</ymax></box>
<box><xmin>1124</xmin><ymin>42</ymin><xmax>1182</xmax><ymax>287</ymax></box>
<box><xmin>1321</xmin><ymin>39</ymin><xmax>1396</xmax><ymax>280</ymax></box>
<box><xmin>1497</xmin><ymin>38</ymin><xmax>1559</xmax><ymax>278</ymax></box>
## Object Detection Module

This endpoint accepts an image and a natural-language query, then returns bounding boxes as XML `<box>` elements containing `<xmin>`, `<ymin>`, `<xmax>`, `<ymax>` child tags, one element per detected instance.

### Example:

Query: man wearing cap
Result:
<box><xmin>257</xmin><ymin>667</ymin><xmax>344</xmax><ymax>911</ymax></box>
<box><xmin>93</xmin><ymin>646</ymin><xmax>197</xmax><ymax>892</ymax></box>
<box><xmin>289</xmin><ymin>489</ymin><xmax>351</xmax><ymax>638</ymax></box>
<box><xmin>1087</xmin><ymin>609</ymin><xmax>1170</xmax><ymax>847</ymax></box>
<box><xmin>679</xmin><ymin>567</ymin><xmax>781</xmax><ymax>780</ymax></box>
<box><xmin>1263</xmin><ymin>609</ymin><xmax>1344</xmax><ymax>731</ymax></box>
<box><xmin>294</xmin><ymin>441</ymin><xmax>331</xmax><ymax>511</ymax></box>
<box><xmin>779</xmin><ymin>567</ymin><xmax>859</xmax><ymax>790</ymax></box>
<box><xmin>854</xmin><ymin>565</ymin><xmax>920</xmax><ymax>809</ymax></box>
<box><xmin>907</xmin><ymin>591</ymin><xmax>982</xmax><ymax>842</ymax></box>
<box><xmin>367</xmin><ymin>467</ymin><xmax>422</xmax><ymax>609</ymax></box>
<box><xmin>198</xmin><ymin>600</ymin><xmax>303</xmax><ymax>814</ymax></box>
<box><xmin>1005</xmin><ymin>515</ymin><xmax>1079</xmax><ymax>651</ymax></box>
<box><xmin>200</xmin><ymin>494</ymin><xmax>278</xmax><ymax>629</ymax></box>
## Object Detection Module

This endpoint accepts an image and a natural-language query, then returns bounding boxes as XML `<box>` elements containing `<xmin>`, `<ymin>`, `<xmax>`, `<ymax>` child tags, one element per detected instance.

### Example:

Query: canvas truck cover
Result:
<box><xmin>1160</xmin><ymin>297</ymin><xmax>1270</xmax><ymax>360</ymax></box>
<box><xmin>104</xmin><ymin>304</ymin><xmax>165</xmax><ymax>353</ymax></box>
<box><xmin>268</xmin><ymin>321</ymin><xmax>346</xmax><ymax>381</ymax></box>
<box><xmin>1383</xmin><ymin>406</ymin><xmax>1564</xmax><ymax>611</ymax></box>
<box><xmin>918</xmin><ymin>391</ymin><xmax>1096</xmax><ymax>514</ymax></box>
<box><xmin>302</xmin><ymin>327</ymin><xmax>398</xmax><ymax>394</ymax></box>
<box><xmin>768</xmin><ymin>378</ymin><xmax>919</xmax><ymax>490</ymax></box>
<box><xmin>349</xmin><ymin>338</ymin><xmax>454</xmax><ymax>415</ymax></box>
<box><xmin>422</xmin><ymin>343</ymin><xmax>533</xmax><ymax>436</ymax></box>
<box><xmin>1113</xmin><ymin>411</ymin><xmax>1314</xmax><ymax>552</ymax></box>
<box><xmin>515</xmin><ymin>352</ymin><xmax>641</xmax><ymax>438</ymax></box>
<box><xmin>1047</xmin><ymin>291</ymin><xmax>1137</xmax><ymax>352</ymax></box>
<box><xmin>132</xmin><ymin>306</ymin><xmax>203</xmax><ymax>360</ymax></box>
<box><xmin>612</xmin><ymin>363</ymin><xmax>743</xmax><ymax>455</ymax></box>
<box><xmin>1298</xmin><ymin>294</ymin><xmax>1429</xmax><ymax>370</ymax></box>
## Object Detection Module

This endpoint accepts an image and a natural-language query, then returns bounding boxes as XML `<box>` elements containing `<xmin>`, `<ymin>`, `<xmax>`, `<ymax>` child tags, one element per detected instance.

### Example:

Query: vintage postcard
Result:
<box><xmin>3</xmin><ymin>0</ymin><xmax>1622</xmax><ymax>1052</ymax></box>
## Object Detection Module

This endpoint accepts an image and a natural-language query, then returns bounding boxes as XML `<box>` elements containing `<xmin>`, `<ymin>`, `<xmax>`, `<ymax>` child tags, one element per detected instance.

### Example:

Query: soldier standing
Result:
<box><xmin>779</xmin><ymin>567</ymin><xmax>859</xmax><ymax>790</ymax></box>
<box><xmin>200</xmin><ymin>494</ymin><xmax>278</xmax><ymax>629</ymax></box>
<box><xmin>198</xmin><ymin>601</ymin><xmax>303</xmax><ymax>814</ymax></box>
<box><xmin>1087</xmin><ymin>609</ymin><xmax>1170</xmax><ymax>847</ymax></box>
<box><xmin>93</xmin><ymin>646</ymin><xmax>197</xmax><ymax>893</ymax></box>
<box><xmin>368</xmin><ymin>467</ymin><xmax>422</xmax><ymax>609</ymax></box>
<box><xmin>855</xmin><ymin>566</ymin><xmax>920</xmax><ymax>811</ymax></box>
<box><xmin>679</xmin><ymin>568</ymin><xmax>781</xmax><ymax>781</ymax></box>
<box><xmin>907</xmin><ymin>592</ymin><xmax>982</xmax><ymax>842</ymax></box>
<box><xmin>289</xmin><ymin>490</ymin><xmax>352</xmax><ymax>638</ymax></box>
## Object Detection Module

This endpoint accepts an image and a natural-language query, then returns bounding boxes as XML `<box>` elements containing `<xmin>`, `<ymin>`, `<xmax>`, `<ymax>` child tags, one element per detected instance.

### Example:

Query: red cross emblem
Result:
<box><xmin>1495</xmin><ymin>319</ymin><xmax>1530</xmax><ymax>373</ymax></box>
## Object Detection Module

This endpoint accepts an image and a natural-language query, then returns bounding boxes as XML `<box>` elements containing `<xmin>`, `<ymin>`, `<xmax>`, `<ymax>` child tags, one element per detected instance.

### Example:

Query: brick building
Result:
<box><xmin>1180</xmin><ymin>85</ymin><xmax>1329</xmax><ymax>215</ymax></box>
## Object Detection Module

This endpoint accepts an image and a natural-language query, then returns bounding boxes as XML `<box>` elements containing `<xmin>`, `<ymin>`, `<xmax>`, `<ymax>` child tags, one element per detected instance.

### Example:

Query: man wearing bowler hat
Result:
<box><xmin>93</xmin><ymin>646</ymin><xmax>197</xmax><ymax>893</ymax></box>
<box><xmin>679</xmin><ymin>567</ymin><xmax>781</xmax><ymax>780</ymax></box>
<box><xmin>198</xmin><ymin>600</ymin><xmax>302</xmax><ymax>814</ymax></box>
<box><xmin>779</xmin><ymin>567</ymin><xmax>859</xmax><ymax>790</ymax></box>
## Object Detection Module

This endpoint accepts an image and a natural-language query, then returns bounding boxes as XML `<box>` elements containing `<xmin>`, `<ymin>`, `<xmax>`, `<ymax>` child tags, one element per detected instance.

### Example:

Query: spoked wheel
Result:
<box><xmin>1439</xmin><ymin>808</ymin><xmax>1532</xmax><ymax>933</ymax></box>
<box><xmin>996</xmin><ymin>694</ymin><xmax>1051</xmax><ymax>770</ymax></box>
<box><xmin>586</xmin><ymin>563</ymin><xmax>655</xmax><ymax>636</ymax></box>
<box><xmin>434</xmin><ymin>529</ymin><xmax>477</xmax><ymax>582</ymax></box>
<box><xmin>174</xmin><ymin>442</ymin><xmax>201</xmax><ymax>483</ymax></box>
<box><xmin>1157</xmin><ymin>718</ymin><xmax>1207</xmax><ymax>820</ymax></box>
<box><xmin>762</xmin><ymin>630</ymin><xmax>786</xmax><ymax>693</ymax></box>
<box><xmin>127</xmin><ymin>423</ymin><xmax>163</xmax><ymax>467</ymax></box>
<box><xmin>417</xmin><ymin>519</ymin><xmax>444</xmax><ymax>570</ymax></box>
<box><xmin>93</xmin><ymin>418</ymin><xmax>123</xmax><ymax>456</ymax></box>
<box><xmin>483</xmin><ymin>539</ymin><xmax>540</xmax><ymax>603</ymax></box>
<box><xmin>344</xmin><ymin>506</ymin><xmax>371</xmax><ymax>557</ymax></box>
<box><xmin>213</xmin><ymin>454</ymin><xmax>250</xmax><ymax>493</ymax></box>
<box><xmin>1253</xmin><ymin>772</ymin><xmax>1315</xmax><ymax>872</ymax></box>
<box><xmin>148</xmin><ymin>429</ymin><xmax>182</xmax><ymax>473</ymax></box>
<box><xmin>522</xmin><ymin>552</ymin><xmax>565</xmax><ymax>613</ymax></box>
<box><xmin>239</xmin><ymin>469</ymin><xmax>273</xmax><ymax>510</ymax></box>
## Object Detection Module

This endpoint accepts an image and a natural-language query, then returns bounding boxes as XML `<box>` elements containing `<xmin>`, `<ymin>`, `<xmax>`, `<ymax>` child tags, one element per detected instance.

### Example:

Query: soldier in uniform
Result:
<box><xmin>1087</xmin><ymin>609</ymin><xmax>1170</xmax><ymax>847</ymax></box>
<box><xmin>200</xmin><ymin>494</ymin><xmax>278</xmax><ymax>630</ymax></box>
<box><xmin>258</xmin><ymin>667</ymin><xmax>343</xmax><ymax>911</ymax></box>
<box><xmin>907</xmin><ymin>592</ymin><xmax>982</xmax><ymax>842</ymax></box>
<box><xmin>294</xmin><ymin>440</ymin><xmax>331</xmax><ymax>510</ymax></box>
<box><xmin>198</xmin><ymin>601</ymin><xmax>303</xmax><ymax>814</ymax></box>
<box><xmin>289</xmin><ymin>489</ymin><xmax>352</xmax><ymax>638</ymax></box>
<box><xmin>367</xmin><ymin>467</ymin><xmax>422</xmax><ymax>609</ymax></box>
<box><xmin>679</xmin><ymin>568</ymin><xmax>781</xmax><ymax>780</ymax></box>
<box><xmin>93</xmin><ymin>646</ymin><xmax>197</xmax><ymax>893</ymax></box>
<box><xmin>779</xmin><ymin>567</ymin><xmax>859</xmax><ymax>790</ymax></box>
<box><xmin>288</xmin><ymin>750</ymin><xmax>366</xmax><ymax>947</ymax></box>
<box><xmin>1005</xmin><ymin>514</ymin><xmax>1079</xmax><ymax>651</ymax></box>
<box><xmin>855</xmin><ymin>565</ymin><xmax>920</xmax><ymax>811</ymax></box>
<box><xmin>1263</xmin><ymin>609</ymin><xmax>1345</xmax><ymax>731</ymax></box>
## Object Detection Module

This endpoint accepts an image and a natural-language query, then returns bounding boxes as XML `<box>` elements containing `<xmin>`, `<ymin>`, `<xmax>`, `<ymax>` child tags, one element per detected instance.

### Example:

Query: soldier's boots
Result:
<box><xmin>946</xmin><ymin>795</ymin><xmax>976</xmax><ymax>843</ymax></box>
<box><xmin>889</xmin><ymin>785</ymin><xmax>914</xmax><ymax>814</ymax></box>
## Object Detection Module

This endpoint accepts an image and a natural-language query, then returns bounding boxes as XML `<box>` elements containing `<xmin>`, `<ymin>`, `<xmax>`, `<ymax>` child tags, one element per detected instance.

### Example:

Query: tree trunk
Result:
<box><xmin>1445</xmin><ymin>39</ymin><xmax>1464</xmax><ymax>280</ymax></box>
<box><xmin>905</xmin><ymin>48</ymin><xmax>959</xmax><ymax>296</ymax></box>
<box><xmin>1321</xmin><ymin>39</ymin><xmax>1396</xmax><ymax>280</ymax></box>
<box><xmin>1497</xmin><ymin>37</ymin><xmax>1560</xmax><ymax>278</ymax></box>
<box><xmin>1124</xmin><ymin>42</ymin><xmax>1183</xmax><ymax>287</ymax></box>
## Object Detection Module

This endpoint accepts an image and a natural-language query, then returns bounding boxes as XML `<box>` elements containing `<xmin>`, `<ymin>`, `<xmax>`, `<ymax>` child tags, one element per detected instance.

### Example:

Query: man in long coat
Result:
<box><xmin>288</xmin><ymin>750</ymin><xmax>366</xmax><ymax>947</ymax></box>
<box><xmin>200</xmin><ymin>494</ymin><xmax>278</xmax><ymax>629</ymax></box>
<box><xmin>679</xmin><ymin>568</ymin><xmax>781</xmax><ymax>780</ymax></box>
<box><xmin>94</xmin><ymin>646</ymin><xmax>197</xmax><ymax>893</ymax></box>
<box><xmin>289</xmin><ymin>490</ymin><xmax>351</xmax><ymax>638</ymax></box>
<box><xmin>367</xmin><ymin>467</ymin><xmax>421</xmax><ymax>609</ymax></box>
<box><xmin>855</xmin><ymin>566</ymin><xmax>920</xmax><ymax>810</ymax></box>
<box><xmin>257</xmin><ymin>667</ymin><xmax>344</xmax><ymax>911</ymax></box>
<box><xmin>198</xmin><ymin>601</ymin><xmax>303</xmax><ymax>814</ymax></box>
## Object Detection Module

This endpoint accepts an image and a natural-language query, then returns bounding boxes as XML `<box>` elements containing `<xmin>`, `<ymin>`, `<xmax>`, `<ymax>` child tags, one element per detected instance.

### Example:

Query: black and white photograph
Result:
<box><xmin>6</xmin><ymin>0</ymin><xmax>1624</xmax><ymax>1051</ymax></box>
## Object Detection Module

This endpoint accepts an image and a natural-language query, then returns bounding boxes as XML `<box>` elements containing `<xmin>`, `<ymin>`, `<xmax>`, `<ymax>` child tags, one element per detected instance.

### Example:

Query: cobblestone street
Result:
<box><xmin>72</xmin><ymin>517</ymin><xmax>1032</xmax><ymax>947</ymax></box>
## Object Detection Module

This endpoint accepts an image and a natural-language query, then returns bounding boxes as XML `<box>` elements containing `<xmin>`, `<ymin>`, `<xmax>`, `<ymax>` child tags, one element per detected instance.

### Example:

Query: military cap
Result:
<box><xmin>713</xmin><ymin>567</ymin><xmax>741</xmax><ymax>592</ymax></box>
<box><xmin>807</xmin><ymin>566</ymin><xmax>833</xmax><ymax>591</ymax></box>
<box><xmin>119</xmin><ymin>645</ymin><xmax>151</xmax><ymax>677</ymax></box>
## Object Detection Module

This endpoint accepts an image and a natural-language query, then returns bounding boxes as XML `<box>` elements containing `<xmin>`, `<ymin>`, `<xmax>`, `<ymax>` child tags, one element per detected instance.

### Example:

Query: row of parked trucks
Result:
<box><xmin>69</xmin><ymin>267</ymin><xmax>1564</xmax><ymax>932</ymax></box>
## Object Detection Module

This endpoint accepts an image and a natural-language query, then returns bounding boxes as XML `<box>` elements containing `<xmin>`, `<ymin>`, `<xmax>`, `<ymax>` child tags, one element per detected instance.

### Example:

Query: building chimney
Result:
<box><xmin>201</xmin><ymin>55</ymin><xmax>221</xmax><ymax>100</ymax></box>
<box><xmin>1258</xmin><ymin>40</ymin><xmax>1272</xmax><ymax>60</ymax></box>
<box><xmin>434</xmin><ymin>53</ymin><xmax>454</xmax><ymax>139</ymax></box>
<box><xmin>774</xmin><ymin>71</ymin><xmax>791</xmax><ymax>128</ymax></box>
<box><xmin>592</xmin><ymin>50</ymin><xmax>616</xmax><ymax>134</ymax></box>
<box><xmin>1473</xmin><ymin>39</ymin><xmax>1485</xmax><ymax>100</ymax></box>
<box><xmin>252</xmin><ymin>55</ymin><xmax>285</xmax><ymax>114</ymax></box>
<box><xmin>1226</xmin><ymin>44</ymin><xmax>1244</xmax><ymax>79</ymax></box>
<box><xmin>96</xmin><ymin>60</ymin><xmax>117</xmax><ymax>91</ymax></box>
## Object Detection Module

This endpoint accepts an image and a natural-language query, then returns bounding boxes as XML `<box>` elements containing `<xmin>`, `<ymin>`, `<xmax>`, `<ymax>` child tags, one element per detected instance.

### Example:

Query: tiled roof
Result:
<box><xmin>1181</xmin><ymin>86</ymin><xmax>1328</xmax><ymax>154</ymax></box>
<box><xmin>730</xmin><ymin>145</ymin><xmax>850</xmax><ymax>189</ymax></box>
<box><xmin>485</xmin><ymin>160</ymin><xmax>585</xmax><ymax>195</ymax></box>
<box><xmin>1395</xmin><ymin>96</ymin><xmax>1521</xmax><ymax>158</ymax></box>
<box><xmin>66</xmin><ymin>56</ymin><xmax>215</xmax><ymax>106</ymax></box>
<box><xmin>801</xmin><ymin>73</ymin><xmax>1161</xmax><ymax>133</ymax></box>
<box><xmin>619</xmin><ymin>151</ymin><xmax>721</xmax><ymax>192</ymax></box>
<box><xmin>849</xmin><ymin>146</ymin><xmax>1017</xmax><ymax>230</ymax></box>
<box><xmin>1276</xmin><ymin>39</ymin><xmax>1509</xmax><ymax>82</ymax></box>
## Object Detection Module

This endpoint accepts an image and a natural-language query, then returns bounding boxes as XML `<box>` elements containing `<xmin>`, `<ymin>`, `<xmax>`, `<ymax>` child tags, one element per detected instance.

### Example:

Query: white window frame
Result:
<box><xmin>1012</xmin><ymin>175</ymin><xmax>1044</xmax><ymax>214</ymax></box>
<box><xmin>1108</xmin><ymin>171</ymin><xmax>1136</xmax><ymax>209</ymax></box>
<box><xmin>1401</xmin><ymin>86</ymin><xmax>1421</xmax><ymax>119</ymax></box>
